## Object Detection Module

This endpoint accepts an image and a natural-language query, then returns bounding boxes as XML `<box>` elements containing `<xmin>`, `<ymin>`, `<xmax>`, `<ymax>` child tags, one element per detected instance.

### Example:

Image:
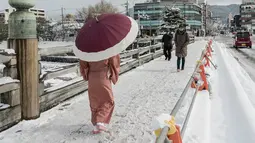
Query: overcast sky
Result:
<box><xmin>0</xmin><ymin>0</ymin><xmax>241</xmax><ymax>18</ymax></box>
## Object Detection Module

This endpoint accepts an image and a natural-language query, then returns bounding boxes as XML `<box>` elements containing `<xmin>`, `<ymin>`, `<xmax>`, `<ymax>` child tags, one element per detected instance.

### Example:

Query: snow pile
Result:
<box><xmin>44</xmin><ymin>73</ymin><xmax>79</xmax><ymax>88</ymax></box>
<box><xmin>184</xmin><ymin>41</ymin><xmax>255</xmax><ymax>143</ymax></box>
<box><xmin>41</xmin><ymin>62</ymin><xmax>73</xmax><ymax>71</ymax></box>
<box><xmin>239</xmin><ymin>48</ymin><xmax>255</xmax><ymax>59</ymax></box>
<box><xmin>182</xmin><ymin>90</ymin><xmax>211</xmax><ymax>143</ymax></box>
<box><xmin>0</xmin><ymin>77</ymin><xmax>19</xmax><ymax>85</ymax></box>
<box><xmin>0</xmin><ymin>41</ymin><xmax>74</xmax><ymax>49</ymax></box>
<box><xmin>0</xmin><ymin>48</ymin><xmax>15</xmax><ymax>54</ymax></box>
<box><xmin>210</xmin><ymin>42</ymin><xmax>255</xmax><ymax>143</ymax></box>
<box><xmin>182</xmin><ymin>43</ymin><xmax>215</xmax><ymax>143</ymax></box>
<box><xmin>217</xmin><ymin>43</ymin><xmax>255</xmax><ymax>110</ymax></box>
<box><xmin>39</xmin><ymin>41</ymin><xmax>74</xmax><ymax>49</ymax></box>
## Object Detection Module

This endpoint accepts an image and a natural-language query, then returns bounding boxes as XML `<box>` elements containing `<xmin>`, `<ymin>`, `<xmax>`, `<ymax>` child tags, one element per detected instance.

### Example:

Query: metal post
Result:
<box><xmin>126</xmin><ymin>0</ymin><xmax>129</xmax><ymax>16</ymax></box>
<box><xmin>138</xmin><ymin>11</ymin><xmax>141</xmax><ymax>37</ymax></box>
<box><xmin>205</xmin><ymin>3</ymin><xmax>207</xmax><ymax>36</ymax></box>
<box><xmin>61</xmin><ymin>7</ymin><xmax>65</xmax><ymax>41</ymax></box>
<box><xmin>8</xmin><ymin>0</ymin><xmax>40</xmax><ymax>119</ymax></box>
<box><xmin>184</xmin><ymin>3</ymin><xmax>186</xmax><ymax>20</ymax></box>
<box><xmin>150</xmin><ymin>18</ymin><xmax>152</xmax><ymax>36</ymax></box>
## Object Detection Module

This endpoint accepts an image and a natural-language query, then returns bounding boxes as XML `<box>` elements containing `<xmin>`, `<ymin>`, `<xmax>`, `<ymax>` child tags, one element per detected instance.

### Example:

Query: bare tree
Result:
<box><xmin>65</xmin><ymin>14</ymin><xmax>75</xmax><ymax>21</ymax></box>
<box><xmin>0</xmin><ymin>24</ymin><xmax>8</xmax><ymax>42</ymax></box>
<box><xmin>76</xmin><ymin>0</ymin><xmax>118</xmax><ymax>22</ymax></box>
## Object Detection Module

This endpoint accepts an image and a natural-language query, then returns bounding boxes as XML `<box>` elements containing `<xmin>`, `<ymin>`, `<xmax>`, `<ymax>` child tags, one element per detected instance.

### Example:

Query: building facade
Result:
<box><xmin>242</xmin><ymin>0</ymin><xmax>255</xmax><ymax>4</ymax></box>
<box><xmin>228</xmin><ymin>13</ymin><xmax>233</xmax><ymax>27</ymax></box>
<box><xmin>134</xmin><ymin>2</ymin><xmax>163</xmax><ymax>35</ymax></box>
<box><xmin>240</xmin><ymin>2</ymin><xmax>255</xmax><ymax>33</ymax></box>
<box><xmin>133</xmin><ymin>0</ymin><xmax>202</xmax><ymax>35</ymax></box>
<box><xmin>0</xmin><ymin>7</ymin><xmax>46</xmax><ymax>24</ymax></box>
<box><xmin>170</xmin><ymin>3</ymin><xmax>202</xmax><ymax>30</ymax></box>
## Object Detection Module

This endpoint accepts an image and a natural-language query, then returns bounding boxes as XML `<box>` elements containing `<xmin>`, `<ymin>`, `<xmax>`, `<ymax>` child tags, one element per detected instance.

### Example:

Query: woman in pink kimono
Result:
<box><xmin>79</xmin><ymin>54</ymin><xmax>120</xmax><ymax>134</ymax></box>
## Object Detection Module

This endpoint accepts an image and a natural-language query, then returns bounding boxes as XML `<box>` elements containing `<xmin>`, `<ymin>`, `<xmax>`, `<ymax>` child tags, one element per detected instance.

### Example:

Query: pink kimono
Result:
<box><xmin>79</xmin><ymin>55</ymin><xmax>120</xmax><ymax>126</ymax></box>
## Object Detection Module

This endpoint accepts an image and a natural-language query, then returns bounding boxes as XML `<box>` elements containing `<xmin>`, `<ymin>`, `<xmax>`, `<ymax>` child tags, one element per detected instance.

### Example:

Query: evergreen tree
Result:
<box><xmin>161</xmin><ymin>7</ymin><xmax>187</xmax><ymax>32</ymax></box>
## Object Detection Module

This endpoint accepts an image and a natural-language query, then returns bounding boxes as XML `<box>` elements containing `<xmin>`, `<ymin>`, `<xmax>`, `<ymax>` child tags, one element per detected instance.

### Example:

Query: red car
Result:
<box><xmin>233</xmin><ymin>32</ymin><xmax>252</xmax><ymax>48</ymax></box>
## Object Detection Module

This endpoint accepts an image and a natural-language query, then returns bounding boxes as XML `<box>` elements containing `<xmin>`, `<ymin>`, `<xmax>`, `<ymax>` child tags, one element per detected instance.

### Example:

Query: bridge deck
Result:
<box><xmin>0</xmin><ymin>40</ymin><xmax>207</xmax><ymax>143</ymax></box>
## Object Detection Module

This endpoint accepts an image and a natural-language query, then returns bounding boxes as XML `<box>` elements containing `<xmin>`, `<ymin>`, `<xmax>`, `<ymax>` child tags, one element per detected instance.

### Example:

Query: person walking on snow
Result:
<box><xmin>74</xmin><ymin>14</ymin><xmax>138</xmax><ymax>134</ymax></box>
<box><xmin>174</xmin><ymin>24</ymin><xmax>190</xmax><ymax>72</ymax></box>
<box><xmin>79</xmin><ymin>55</ymin><xmax>120</xmax><ymax>134</ymax></box>
<box><xmin>162</xmin><ymin>31</ymin><xmax>173</xmax><ymax>61</ymax></box>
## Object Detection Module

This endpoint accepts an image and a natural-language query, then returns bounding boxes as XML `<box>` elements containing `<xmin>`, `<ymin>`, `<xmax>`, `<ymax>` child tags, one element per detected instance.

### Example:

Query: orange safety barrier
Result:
<box><xmin>206</xmin><ymin>44</ymin><xmax>212</xmax><ymax>57</ymax></box>
<box><xmin>191</xmin><ymin>64</ymin><xmax>208</xmax><ymax>91</ymax></box>
<box><xmin>191</xmin><ymin>76</ymin><xmax>198</xmax><ymax>88</ymax></box>
<box><xmin>204</xmin><ymin>55</ymin><xmax>210</xmax><ymax>67</ymax></box>
<box><xmin>198</xmin><ymin>64</ymin><xmax>209</xmax><ymax>91</ymax></box>
<box><xmin>167</xmin><ymin>125</ymin><xmax>182</xmax><ymax>143</ymax></box>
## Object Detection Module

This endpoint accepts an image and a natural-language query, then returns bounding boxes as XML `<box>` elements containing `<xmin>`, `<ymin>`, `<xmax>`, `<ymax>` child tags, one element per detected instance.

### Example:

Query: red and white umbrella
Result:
<box><xmin>74</xmin><ymin>13</ymin><xmax>139</xmax><ymax>61</ymax></box>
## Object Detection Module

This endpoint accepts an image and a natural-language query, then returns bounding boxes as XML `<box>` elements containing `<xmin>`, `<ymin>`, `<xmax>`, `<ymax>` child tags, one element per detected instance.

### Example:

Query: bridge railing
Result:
<box><xmin>155</xmin><ymin>41</ymin><xmax>210</xmax><ymax>143</ymax></box>
<box><xmin>0</xmin><ymin>50</ymin><xmax>21</xmax><ymax>131</ymax></box>
<box><xmin>0</xmin><ymin>38</ymin><xmax>163</xmax><ymax>132</ymax></box>
<box><xmin>39</xmin><ymin>42</ymin><xmax>163</xmax><ymax>112</ymax></box>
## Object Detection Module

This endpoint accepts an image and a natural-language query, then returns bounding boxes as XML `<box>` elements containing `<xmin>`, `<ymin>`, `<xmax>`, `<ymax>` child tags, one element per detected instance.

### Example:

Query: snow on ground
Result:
<box><xmin>228</xmin><ymin>48</ymin><xmax>255</xmax><ymax>82</ymax></box>
<box><xmin>40</xmin><ymin>62</ymin><xmax>78</xmax><ymax>88</ymax></box>
<box><xmin>183</xmin><ymin>91</ymin><xmax>211</xmax><ymax>143</ymax></box>
<box><xmin>0</xmin><ymin>41</ymin><xmax>207</xmax><ymax>143</ymax></box>
<box><xmin>41</xmin><ymin>61</ymin><xmax>74</xmax><ymax>71</ymax></box>
<box><xmin>40</xmin><ymin>58</ymin><xmax>133</xmax><ymax>88</ymax></box>
<box><xmin>238</xmin><ymin>48</ymin><xmax>255</xmax><ymax>58</ymax></box>
<box><xmin>183</xmin><ymin>41</ymin><xmax>255</xmax><ymax>143</ymax></box>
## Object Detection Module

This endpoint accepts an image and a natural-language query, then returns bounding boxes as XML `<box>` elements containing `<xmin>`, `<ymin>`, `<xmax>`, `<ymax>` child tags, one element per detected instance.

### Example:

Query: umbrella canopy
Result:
<box><xmin>74</xmin><ymin>13</ymin><xmax>139</xmax><ymax>61</ymax></box>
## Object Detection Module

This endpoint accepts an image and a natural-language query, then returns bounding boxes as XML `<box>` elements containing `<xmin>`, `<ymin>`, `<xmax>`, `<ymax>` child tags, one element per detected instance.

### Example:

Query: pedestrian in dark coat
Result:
<box><xmin>162</xmin><ymin>31</ymin><xmax>173</xmax><ymax>61</ymax></box>
<box><xmin>174</xmin><ymin>25</ymin><xmax>190</xmax><ymax>72</ymax></box>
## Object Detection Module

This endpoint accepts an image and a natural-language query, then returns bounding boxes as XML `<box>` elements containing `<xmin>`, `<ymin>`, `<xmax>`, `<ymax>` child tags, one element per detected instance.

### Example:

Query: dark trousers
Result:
<box><xmin>177</xmin><ymin>57</ymin><xmax>185</xmax><ymax>70</ymax></box>
<box><xmin>164</xmin><ymin>46</ymin><xmax>172</xmax><ymax>60</ymax></box>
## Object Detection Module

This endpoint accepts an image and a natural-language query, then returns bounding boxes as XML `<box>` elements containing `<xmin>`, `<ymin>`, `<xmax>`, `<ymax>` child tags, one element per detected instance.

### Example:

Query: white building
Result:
<box><xmin>0</xmin><ymin>7</ymin><xmax>46</xmax><ymax>24</ymax></box>
<box><xmin>197</xmin><ymin>0</ymin><xmax>206</xmax><ymax>4</ymax></box>
<box><xmin>242</xmin><ymin>0</ymin><xmax>255</xmax><ymax>4</ymax></box>
<box><xmin>240</xmin><ymin>2</ymin><xmax>255</xmax><ymax>33</ymax></box>
<box><xmin>228</xmin><ymin>13</ymin><xmax>233</xmax><ymax>27</ymax></box>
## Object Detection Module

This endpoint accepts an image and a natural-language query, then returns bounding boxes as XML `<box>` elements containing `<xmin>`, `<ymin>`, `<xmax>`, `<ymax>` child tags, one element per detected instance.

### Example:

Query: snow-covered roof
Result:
<box><xmin>53</xmin><ymin>22</ymin><xmax>84</xmax><ymax>31</ymax></box>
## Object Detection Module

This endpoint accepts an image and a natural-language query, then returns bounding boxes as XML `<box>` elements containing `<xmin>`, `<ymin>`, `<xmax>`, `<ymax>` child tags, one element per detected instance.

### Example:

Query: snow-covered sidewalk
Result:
<box><xmin>0</xmin><ymin>41</ymin><xmax>207</xmax><ymax>143</ymax></box>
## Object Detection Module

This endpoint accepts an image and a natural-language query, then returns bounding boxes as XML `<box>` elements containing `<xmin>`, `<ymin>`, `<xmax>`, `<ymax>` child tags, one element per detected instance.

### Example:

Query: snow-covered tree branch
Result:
<box><xmin>161</xmin><ymin>7</ymin><xmax>186</xmax><ymax>32</ymax></box>
<box><xmin>76</xmin><ymin>0</ymin><xmax>118</xmax><ymax>22</ymax></box>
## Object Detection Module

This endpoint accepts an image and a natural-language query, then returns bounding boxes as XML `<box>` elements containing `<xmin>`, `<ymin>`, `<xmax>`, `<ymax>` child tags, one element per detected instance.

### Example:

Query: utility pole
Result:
<box><xmin>184</xmin><ymin>3</ymin><xmax>186</xmax><ymax>20</ymax></box>
<box><xmin>125</xmin><ymin>0</ymin><xmax>129</xmax><ymax>16</ymax></box>
<box><xmin>205</xmin><ymin>3</ymin><xmax>207</xmax><ymax>36</ymax></box>
<box><xmin>61</xmin><ymin>7</ymin><xmax>65</xmax><ymax>41</ymax></box>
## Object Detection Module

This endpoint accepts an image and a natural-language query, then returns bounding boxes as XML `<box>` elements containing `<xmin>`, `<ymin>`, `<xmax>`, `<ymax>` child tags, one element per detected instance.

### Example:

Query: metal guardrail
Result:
<box><xmin>181</xmin><ymin>86</ymin><xmax>199</xmax><ymax>137</ymax></box>
<box><xmin>155</xmin><ymin>48</ymin><xmax>207</xmax><ymax>143</ymax></box>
